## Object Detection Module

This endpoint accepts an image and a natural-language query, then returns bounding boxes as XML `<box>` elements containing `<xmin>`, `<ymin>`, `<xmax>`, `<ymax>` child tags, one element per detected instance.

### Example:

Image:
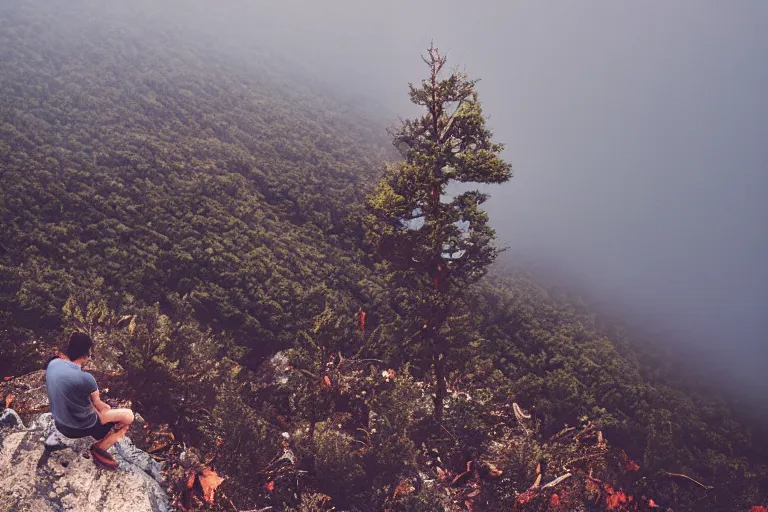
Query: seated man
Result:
<box><xmin>45</xmin><ymin>332</ymin><xmax>134</xmax><ymax>470</ymax></box>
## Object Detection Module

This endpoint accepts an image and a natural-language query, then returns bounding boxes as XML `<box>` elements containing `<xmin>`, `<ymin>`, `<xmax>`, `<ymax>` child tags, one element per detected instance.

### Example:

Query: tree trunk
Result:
<box><xmin>308</xmin><ymin>399</ymin><xmax>317</xmax><ymax>448</ymax></box>
<box><xmin>433</xmin><ymin>348</ymin><xmax>447</xmax><ymax>422</ymax></box>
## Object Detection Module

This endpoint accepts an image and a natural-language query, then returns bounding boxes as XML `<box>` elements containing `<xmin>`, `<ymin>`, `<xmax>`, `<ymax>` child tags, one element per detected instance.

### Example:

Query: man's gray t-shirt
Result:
<box><xmin>45</xmin><ymin>358</ymin><xmax>99</xmax><ymax>429</ymax></box>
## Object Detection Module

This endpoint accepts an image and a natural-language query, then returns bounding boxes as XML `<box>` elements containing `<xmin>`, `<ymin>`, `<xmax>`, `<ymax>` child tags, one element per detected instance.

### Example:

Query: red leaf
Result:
<box><xmin>749</xmin><ymin>507</ymin><xmax>768</xmax><ymax>512</ymax></box>
<box><xmin>649</xmin><ymin>498</ymin><xmax>660</xmax><ymax>508</ymax></box>
<box><xmin>393</xmin><ymin>480</ymin><xmax>415</xmax><ymax>497</ymax></box>
<box><xmin>486</xmin><ymin>462</ymin><xmax>503</xmax><ymax>478</ymax></box>
<box><xmin>198</xmin><ymin>467</ymin><xmax>224</xmax><ymax>504</ymax></box>
<box><xmin>185</xmin><ymin>472</ymin><xmax>196</xmax><ymax>490</ymax></box>
<box><xmin>621</xmin><ymin>450</ymin><xmax>641</xmax><ymax>472</ymax></box>
<box><xmin>358</xmin><ymin>308</ymin><xmax>367</xmax><ymax>332</ymax></box>
<box><xmin>550</xmin><ymin>493</ymin><xmax>561</xmax><ymax>507</ymax></box>
<box><xmin>466</xmin><ymin>488</ymin><xmax>480</xmax><ymax>498</ymax></box>
<box><xmin>265</xmin><ymin>480</ymin><xmax>275</xmax><ymax>492</ymax></box>
<box><xmin>606</xmin><ymin>491</ymin><xmax>628</xmax><ymax>509</ymax></box>
<box><xmin>516</xmin><ymin>489</ymin><xmax>536</xmax><ymax>504</ymax></box>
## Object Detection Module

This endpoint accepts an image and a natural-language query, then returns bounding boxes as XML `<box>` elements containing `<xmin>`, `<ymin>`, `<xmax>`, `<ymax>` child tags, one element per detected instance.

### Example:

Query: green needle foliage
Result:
<box><xmin>365</xmin><ymin>44</ymin><xmax>512</xmax><ymax>420</ymax></box>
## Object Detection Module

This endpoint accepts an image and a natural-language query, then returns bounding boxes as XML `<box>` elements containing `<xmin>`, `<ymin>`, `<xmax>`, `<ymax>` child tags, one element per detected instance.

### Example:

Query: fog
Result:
<box><xmin>52</xmin><ymin>1</ymin><xmax>768</xmax><ymax>406</ymax></box>
<box><xmin>232</xmin><ymin>0</ymin><xmax>768</xmax><ymax>406</ymax></box>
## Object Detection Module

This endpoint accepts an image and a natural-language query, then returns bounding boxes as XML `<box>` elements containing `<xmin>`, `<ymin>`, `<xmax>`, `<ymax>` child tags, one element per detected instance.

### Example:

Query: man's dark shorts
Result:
<box><xmin>55</xmin><ymin>420</ymin><xmax>116</xmax><ymax>440</ymax></box>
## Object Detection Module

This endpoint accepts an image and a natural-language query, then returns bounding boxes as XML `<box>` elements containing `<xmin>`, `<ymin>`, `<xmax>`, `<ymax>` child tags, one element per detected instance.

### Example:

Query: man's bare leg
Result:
<box><xmin>95</xmin><ymin>424</ymin><xmax>129</xmax><ymax>452</ymax></box>
<box><xmin>95</xmin><ymin>408</ymin><xmax>134</xmax><ymax>451</ymax></box>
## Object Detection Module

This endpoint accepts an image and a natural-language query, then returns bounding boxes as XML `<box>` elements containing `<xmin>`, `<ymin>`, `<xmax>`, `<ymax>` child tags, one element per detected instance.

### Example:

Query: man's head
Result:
<box><xmin>65</xmin><ymin>332</ymin><xmax>93</xmax><ymax>363</ymax></box>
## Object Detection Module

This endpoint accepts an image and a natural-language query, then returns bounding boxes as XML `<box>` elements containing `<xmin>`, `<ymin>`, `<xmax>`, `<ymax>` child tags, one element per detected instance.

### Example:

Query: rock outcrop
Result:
<box><xmin>0</xmin><ymin>411</ymin><xmax>169</xmax><ymax>512</ymax></box>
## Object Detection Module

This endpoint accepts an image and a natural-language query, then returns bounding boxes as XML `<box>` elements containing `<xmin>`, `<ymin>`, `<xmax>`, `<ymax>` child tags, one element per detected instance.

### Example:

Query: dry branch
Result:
<box><xmin>664</xmin><ymin>471</ymin><xmax>713</xmax><ymax>490</ymax></box>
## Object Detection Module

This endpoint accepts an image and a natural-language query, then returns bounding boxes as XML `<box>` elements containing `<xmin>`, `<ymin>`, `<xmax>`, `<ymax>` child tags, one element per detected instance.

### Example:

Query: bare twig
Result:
<box><xmin>440</xmin><ymin>423</ymin><xmax>458</xmax><ymax>443</ymax></box>
<box><xmin>664</xmin><ymin>472</ymin><xmax>714</xmax><ymax>490</ymax></box>
<box><xmin>563</xmin><ymin>453</ymin><xmax>604</xmax><ymax>472</ymax></box>
<box><xmin>541</xmin><ymin>473</ymin><xmax>572</xmax><ymax>489</ymax></box>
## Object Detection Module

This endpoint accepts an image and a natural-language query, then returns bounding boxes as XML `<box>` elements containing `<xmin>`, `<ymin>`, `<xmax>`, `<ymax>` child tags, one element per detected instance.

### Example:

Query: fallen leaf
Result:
<box><xmin>486</xmin><ymin>462</ymin><xmax>503</xmax><ymax>478</ymax></box>
<box><xmin>465</xmin><ymin>488</ymin><xmax>480</xmax><ymax>498</ymax></box>
<box><xmin>2</xmin><ymin>376</ymin><xmax>14</xmax><ymax>382</ymax></box>
<box><xmin>198</xmin><ymin>467</ymin><xmax>224</xmax><ymax>504</ymax></box>
<box><xmin>322</xmin><ymin>375</ymin><xmax>332</xmax><ymax>388</ymax></box>
<box><xmin>186</xmin><ymin>471</ymin><xmax>196</xmax><ymax>490</ymax></box>
<box><xmin>265</xmin><ymin>480</ymin><xmax>275</xmax><ymax>492</ymax></box>
<box><xmin>550</xmin><ymin>493</ymin><xmax>561</xmax><ymax>507</ymax></box>
<box><xmin>606</xmin><ymin>490</ymin><xmax>628</xmax><ymax>509</ymax></box>
<box><xmin>4</xmin><ymin>394</ymin><xmax>14</xmax><ymax>409</ymax></box>
<box><xmin>649</xmin><ymin>498</ymin><xmax>660</xmax><ymax>508</ymax></box>
<box><xmin>148</xmin><ymin>440</ymin><xmax>171</xmax><ymax>453</ymax></box>
<box><xmin>621</xmin><ymin>450</ymin><xmax>640</xmax><ymax>472</ymax></box>
<box><xmin>585</xmin><ymin>479</ymin><xmax>601</xmax><ymax>501</ymax></box>
<box><xmin>516</xmin><ymin>489</ymin><xmax>536</xmax><ymax>504</ymax></box>
<box><xmin>393</xmin><ymin>480</ymin><xmax>415</xmax><ymax>497</ymax></box>
<box><xmin>749</xmin><ymin>507</ymin><xmax>768</xmax><ymax>512</ymax></box>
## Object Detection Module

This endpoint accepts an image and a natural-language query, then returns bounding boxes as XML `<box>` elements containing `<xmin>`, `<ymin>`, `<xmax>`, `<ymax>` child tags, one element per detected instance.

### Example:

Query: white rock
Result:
<box><xmin>0</xmin><ymin>410</ymin><xmax>169</xmax><ymax>512</ymax></box>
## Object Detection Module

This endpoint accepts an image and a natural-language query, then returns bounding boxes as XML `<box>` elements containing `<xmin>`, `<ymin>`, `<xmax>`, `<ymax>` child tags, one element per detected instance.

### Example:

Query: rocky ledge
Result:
<box><xmin>0</xmin><ymin>410</ymin><xmax>169</xmax><ymax>512</ymax></box>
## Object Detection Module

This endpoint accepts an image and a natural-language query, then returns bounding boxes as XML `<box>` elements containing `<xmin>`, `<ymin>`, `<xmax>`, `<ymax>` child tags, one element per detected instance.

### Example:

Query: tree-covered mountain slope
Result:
<box><xmin>0</xmin><ymin>0</ymin><xmax>391</xmax><ymax>368</ymax></box>
<box><xmin>0</xmin><ymin>1</ymin><xmax>766</xmax><ymax>511</ymax></box>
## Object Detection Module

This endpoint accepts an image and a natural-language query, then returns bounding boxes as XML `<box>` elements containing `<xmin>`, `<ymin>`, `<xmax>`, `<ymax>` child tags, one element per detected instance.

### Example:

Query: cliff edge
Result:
<box><xmin>0</xmin><ymin>401</ymin><xmax>169</xmax><ymax>512</ymax></box>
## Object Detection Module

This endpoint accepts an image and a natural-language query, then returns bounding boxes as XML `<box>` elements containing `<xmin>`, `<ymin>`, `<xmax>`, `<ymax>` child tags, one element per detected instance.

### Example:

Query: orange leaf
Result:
<box><xmin>186</xmin><ymin>472</ymin><xmax>196</xmax><ymax>490</ymax></box>
<box><xmin>4</xmin><ymin>394</ymin><xmax>14</xmax><ymax>409</ymax></box>
<box><xmin>466</xmin><ymin>488</ymin><xmax>480</xmax><ymax>498</ymax></box>
<box><xmin>649</xmin><ymin>498</ymin><xmax>660</xmax><ymax>508</ymax></box>
<box><xmin>606</xmin><ymin>490</ymin><xmax>628</xmax><ymax>509</ymax></box>
<box><xmin>322</xmin><ymin>375</ymin><xmax>332</xmax><ymax>388</ymax></box>
<box><xmin>393</xmin><ymin>480</ymin><xmax>415</xmax><ymax>498</ymax></box>
<box><xmin>198</xmin><ymin>467</ymin><xmax>224</xmax><ymax>504</ymax></box>
<box><xmin>148</xmin><ymin>440</ymin><xmax>171</xmax><ymax>453</ymax></box>
<box><xmin>265</xmin><ymin>480</ymin><xmax>275</xmax><ymax>492</ymax></box>
<box><xmin>621</xmin><ymin>450</ymin><xmax>640</xmax><ymax>472</ymax></box>
<box><xmin>486</xmin><ymin>462</ymin><xmax>503</xmax><ymax>478</ymax></box>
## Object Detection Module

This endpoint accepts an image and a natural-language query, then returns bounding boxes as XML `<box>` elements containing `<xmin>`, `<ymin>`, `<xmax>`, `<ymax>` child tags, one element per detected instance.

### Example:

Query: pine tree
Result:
<box><xmin>365</xmin><ymin>44</ymin><xmax>512</xmax><ymax>421</ymax></box>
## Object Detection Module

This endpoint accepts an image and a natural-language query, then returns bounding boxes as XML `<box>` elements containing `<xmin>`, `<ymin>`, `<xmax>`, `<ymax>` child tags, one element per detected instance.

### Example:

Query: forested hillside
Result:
<box><xmin>1</xmin><ymin>1</ymin><xmax>766</xmax><ymax>511</ymax></box>
<box><xmin>0</xmin><ymin>0</ymin><xmax>392</xmax><ymax>372</ymax></box>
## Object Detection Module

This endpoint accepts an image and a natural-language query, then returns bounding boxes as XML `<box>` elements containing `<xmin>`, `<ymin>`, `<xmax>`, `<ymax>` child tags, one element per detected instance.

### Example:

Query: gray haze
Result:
<box><xmin>70</xmin><ymin>1</ymin><xmax>768</xmax><ymax>405</ymax></box>
<box><xmin>238</xmin><ymin>1</ymin><xmax>768</xmax><ymax>404</ymax></box>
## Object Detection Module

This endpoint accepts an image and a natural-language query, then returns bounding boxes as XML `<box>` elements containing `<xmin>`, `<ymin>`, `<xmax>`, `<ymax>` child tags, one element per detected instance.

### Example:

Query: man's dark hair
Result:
<box><xmin>65</xmin><ymin>332</ymin><xmax>93</xmax><ymax>361</ymax></box>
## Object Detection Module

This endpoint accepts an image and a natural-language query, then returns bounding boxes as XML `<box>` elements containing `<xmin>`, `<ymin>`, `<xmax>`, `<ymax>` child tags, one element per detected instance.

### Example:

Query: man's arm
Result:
<box><xmin>90</xmin><ymin>390</ymin><xmax>112</xmax><ymax>413</ymax></box>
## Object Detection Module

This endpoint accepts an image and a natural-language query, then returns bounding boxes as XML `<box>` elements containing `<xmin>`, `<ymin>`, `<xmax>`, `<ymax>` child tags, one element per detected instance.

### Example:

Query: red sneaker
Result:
<box><xmin>89</xmin><ymin>444</ymin><xmax>119</xmax><ymax>470</ymax></box>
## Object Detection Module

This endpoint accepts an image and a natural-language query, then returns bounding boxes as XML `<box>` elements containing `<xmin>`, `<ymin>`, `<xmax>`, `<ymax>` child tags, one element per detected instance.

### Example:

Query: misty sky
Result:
<box><xmin>229</xmin><ymin>1</ymin><xmax>768</xmax><ymax>401</ymax></box>
<box><xmin>236</xmin><ymin>0</ymin><xmax>768</xmax><ymax>401</ymax></box>
<box><xmin>46</xmin><ymin>1</ymin><xmax>768</xmax><ymax>403</ymax></box>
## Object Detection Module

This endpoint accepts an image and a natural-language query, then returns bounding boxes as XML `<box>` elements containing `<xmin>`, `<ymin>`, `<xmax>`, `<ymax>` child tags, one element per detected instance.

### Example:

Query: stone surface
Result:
<box><xmin>0</xmin><ymin>411</ymin><xmax>169</xmax><ymax>512</ymax></box>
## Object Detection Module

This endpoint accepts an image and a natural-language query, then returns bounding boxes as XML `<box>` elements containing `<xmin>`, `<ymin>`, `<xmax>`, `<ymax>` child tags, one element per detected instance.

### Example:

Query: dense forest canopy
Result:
<box><xmin>1</xmin><ymin>1</ymin><xmax>766</xmax><ymax>511</ymax></box>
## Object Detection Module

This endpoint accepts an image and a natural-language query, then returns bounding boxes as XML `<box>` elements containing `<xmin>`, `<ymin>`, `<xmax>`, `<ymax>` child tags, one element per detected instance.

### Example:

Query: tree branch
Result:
<box><xmin>664</xmin><ymin>472</ymin><xmax>714</xmax><ymax>490</ymax></box>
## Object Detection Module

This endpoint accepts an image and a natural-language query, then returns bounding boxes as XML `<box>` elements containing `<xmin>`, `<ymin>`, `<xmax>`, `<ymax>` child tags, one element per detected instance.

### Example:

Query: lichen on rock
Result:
<box><xmin>0</xmin><ymin>411</ymin><xmax>170</xmax><ymax>512</ymax></box>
